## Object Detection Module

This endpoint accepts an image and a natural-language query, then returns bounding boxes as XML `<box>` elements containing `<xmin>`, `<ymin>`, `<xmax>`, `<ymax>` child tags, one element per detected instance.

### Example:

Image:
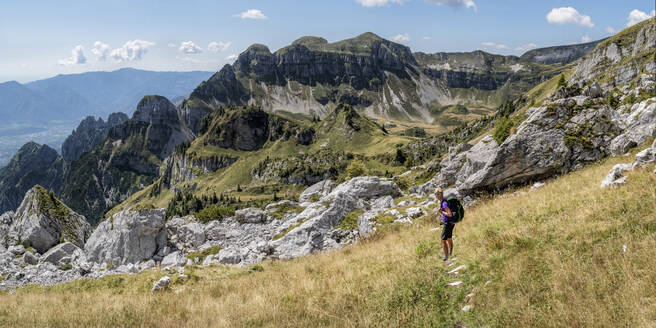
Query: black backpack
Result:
<box><xmin>444</xmin><ymin>195</ymin><xmax>465</xmax><ymax>223</ymax></box>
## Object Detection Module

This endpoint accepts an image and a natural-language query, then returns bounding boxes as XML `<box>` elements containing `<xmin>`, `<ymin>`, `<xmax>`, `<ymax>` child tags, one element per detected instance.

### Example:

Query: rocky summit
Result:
<box><xmin>181</xmin><ymin>32</ymin><xmax>589</xmax><ymax>123</ymax></box>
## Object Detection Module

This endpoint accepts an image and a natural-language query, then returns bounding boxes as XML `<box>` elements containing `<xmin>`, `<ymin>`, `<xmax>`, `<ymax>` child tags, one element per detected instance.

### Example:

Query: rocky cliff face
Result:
<box><xmin>59</xmin><ymin>96</ymin><xmax>194</xmax><ymax>224</ymax></box>
<box><xmin>570</xmin><ymin>19</ymin><xmax>655</xmax><ymax>85</ymax></box>
<box><xmin>520</xmin><ymin>39</ymin><xmax>605</xmax><ymax>65</ymax></box>
<box><xmin>198</xmin><ymin>106</ymin><xmax>310</xmax><ymax>151</ymax></box>
<box><xmin>422</xmin><ymin>18</ymin><xmax>656</xmax><ymax>197</ymax></box>
<box><xmin>61</xmin><ymin>112</ymin><xmax>129</xmax><ymax>162</ymax></box>
<box><xmin>182</xmin><ymin>32</ymin><xmax>598</xmax><ymax>124</ymax></box>
<box><xmin>0</xmin><ymin>142</ymin><xmax>63</xmax><ymax>214</ymax></box>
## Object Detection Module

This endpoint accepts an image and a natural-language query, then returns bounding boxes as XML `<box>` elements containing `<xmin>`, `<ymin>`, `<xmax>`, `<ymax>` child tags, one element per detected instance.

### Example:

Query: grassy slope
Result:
<box><xmin>1</xmin><ymin>144</ymin><xmax>654</xmax><ymax>327</ymax></box>
<box><xmin>113</xmin><ymin>109</ymin><xmax>414</xmax><ymax>214</ymax></box>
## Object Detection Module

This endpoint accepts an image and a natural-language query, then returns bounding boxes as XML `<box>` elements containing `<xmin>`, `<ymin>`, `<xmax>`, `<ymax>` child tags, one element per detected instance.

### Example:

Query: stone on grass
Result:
<box><xmin>152</xmin><ymin>276</ymin><xmax>170</xmax><ymax>292</ymax></box>
<box><xmin>601</xmin><ymin>164</ymin><xmax>632</xmax><ymax>188</ymax></box>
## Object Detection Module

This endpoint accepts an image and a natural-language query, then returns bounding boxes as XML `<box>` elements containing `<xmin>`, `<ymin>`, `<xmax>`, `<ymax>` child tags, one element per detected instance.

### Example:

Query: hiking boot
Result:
<box><xmin>442</xmin><ymin>255</ymin><xmax>449</xmax><ymax>261</ymax></box>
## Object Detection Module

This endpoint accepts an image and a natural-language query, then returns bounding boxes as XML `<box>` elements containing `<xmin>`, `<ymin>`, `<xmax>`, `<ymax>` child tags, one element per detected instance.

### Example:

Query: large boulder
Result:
<box><xmin>85</xmin><ymin>209</ymin><xmax>167</xmax><ymax>265</ymax></box>
<box><xmin>234</xmin><ymin>208</ymin><xmax>266</xmax><ymax>223</ymax></box>
<box><xmin>434</xmin><ymin>102</ymin><xmax>623</xmax><ymax>194</ymax></box>
<box><xmin>166</xmin><ymin>217</ymin><xmax>206</xmax><ymax>251</ymax></box>
<box><xmin>610</xmin><ymin>99</ymin><xmax>656</xmax><ymax>155</ymax></box>
<box><xmin>299</xmin><ymin>180</ymin><xmax>336</xmax><ymax>202</ymax></box>
<box><xmin>7</xmin><ymin>186</ymin><xmax>90</xmax><ymax>254</ymax></box>
<box><xmin>271</xmin><ymin>192</ymin><xmax>359</xmax><ymax>259</ymax></box>
<box><xmin>328</xmin><ymin>177</ymin><xmax>402</xmax><ymax>200</ymax></box>
<box><xmin>40</xmin><ymin>242</ymin><xmax>81</xmax><ymax>266</ymax></box>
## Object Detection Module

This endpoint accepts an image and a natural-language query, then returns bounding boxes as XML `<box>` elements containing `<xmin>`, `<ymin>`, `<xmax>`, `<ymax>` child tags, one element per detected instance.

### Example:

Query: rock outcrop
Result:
<box><xmin>6</xmin><ymin>185</ymin><xmax>90</xmax><ymax>254</ymax></box>
<box><xmin>183</xmin><ymin>32</ymin><xmax>584</xmax><ymax>123</ymax></box>
<box><xmin>85</xmin><ymin>209</ymin><xmax>167</xmax><ymax>266</ymax></box>
<box><xmin>0</xmin><ymin>142</ymin><xmax>63</xmax><ymax>214</ymax></box>
<box><xmin>299</xmin><ymin>180</ymin><xmax>336</xmax><ymax>202</ymax></box>
<box><xmin>61</xmin><ymin>112</ymin><xmax>129</xmax><ymax>162</ymax></box>
<box><xmin>428</xmin><ymin>19</ymin><xmax>656</xmax><ymax>195</ymax></box>
<box><xmin>60</xmin><ymin>96</ymin><xmax>194</xmax><ymax>224</ymax></box>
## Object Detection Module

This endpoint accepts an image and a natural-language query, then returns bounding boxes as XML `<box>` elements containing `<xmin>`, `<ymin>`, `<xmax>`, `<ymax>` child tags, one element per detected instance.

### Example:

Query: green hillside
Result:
<box><xmin>3</xmin><ymin>140</ymin><xmax>654</xmax><ymax>328</ymax></box>
<box><xmin>112</xmin><ymin>104</ymin><xmax>417</xmax><ymax>217</ymax></box>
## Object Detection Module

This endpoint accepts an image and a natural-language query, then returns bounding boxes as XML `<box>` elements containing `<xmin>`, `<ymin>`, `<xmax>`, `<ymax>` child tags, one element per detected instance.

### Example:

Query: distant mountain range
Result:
<box><xmin>0</xmin><ymin>68</ymin><xmax>213</xmax><ymax>166</ymax></box>
<box><xmin>183</xmin><ymin>33</ymin><xmax>603</xmax><ymax>123</ymax></box>
<box><xmin>0</xmin><ymin>68</ymin><xmax>213</xmax><ymax>124</ymax></box>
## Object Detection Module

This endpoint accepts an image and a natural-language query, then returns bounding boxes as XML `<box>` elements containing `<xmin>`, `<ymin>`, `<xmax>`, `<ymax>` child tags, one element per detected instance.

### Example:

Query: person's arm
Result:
<box><xmin>442</xmin><ymin>207</ymin><xmax>453</xmax><ymax>218</ymax></box>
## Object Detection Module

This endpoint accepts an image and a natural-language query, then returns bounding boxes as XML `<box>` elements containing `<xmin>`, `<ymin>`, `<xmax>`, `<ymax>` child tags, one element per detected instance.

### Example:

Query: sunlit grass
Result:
<box><xmin>1</xmin><ymin>148</ymin><xmax>654</xmax><ymax>327</ymax></box>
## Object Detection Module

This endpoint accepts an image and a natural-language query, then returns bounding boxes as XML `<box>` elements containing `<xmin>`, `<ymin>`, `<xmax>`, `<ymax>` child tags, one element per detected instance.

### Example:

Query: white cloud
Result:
<box><xmin>626</xmin><ymin>9</ymin><xmax>655</xmax><ymax>27</ymax></box>
<box><xmin>179</xmin><ymin>41</ymin><xmax>202</xmax><ymax>54</ymax></box>
<box><xmin>58</xmin><ymin>45</ymin><xmax>86</xmax><ymax>66</ymax></box>
<box><xmin>580</xmin><ymin>34</ymin><xmax>592</xmax><ymax>43</ymax></box>
<box><xmin>481</xmin><ymin>41</ymin><xmax>508</xmax><ymax>50</ymax></box>
<box><xmin>110</xmin><ymin>39</ymin><xmax>155</xmax><ymax>61</ymax></box>
<box><xmin>391</xmin><ymin>33</ymin><xmax>411</xmax><ymax>43</ymax></box>
<box><xmin>515</xmin><ymin>43</ymin><xmax>538</xmax><ymax>51</ymax></box>
<box><xmin>423</xmin><ymin>36</ymin><xmax>431</xmax><ymax>40</ymax></box>
<box><xmin>226</xmin><ymin>54</ymin><xmax>238</xmax><ymax>61</ymax></box>
<box><xmin>425</xmin><ymin>0</ymin><xmax>477</xmax><ymax>11</ymax></box>
<box><xmin>355</xmin><ymin>0</ymin><xmax>404</xmax><ymax>7</ymax></box>
<box><xmin>235</xmin><ymin>9</ymin><xmax>267</xmax><ymax>19</ymax></box>
<box><xmin>546</xmin><ymin>7</ymin><xmax>594</xmax><ymax>27</ymax></box>
<box><xmin>208</xmin><ymin>41</ymin><xmax>231</xmax><ymax>52</ymax></box>
<box><xmin>604</xmin><ymin>27</ymin><xmax>617</xmax><ymax>34</ymax></box>
<box><xmin>167</xmin><ymin>42</ymin><xmax>177</xmax><ymax>48</ymax></box>
<box><xmin>91</xmin><ymin>41</ymin><xmax>110</xmax><ymax>61</ymax></box>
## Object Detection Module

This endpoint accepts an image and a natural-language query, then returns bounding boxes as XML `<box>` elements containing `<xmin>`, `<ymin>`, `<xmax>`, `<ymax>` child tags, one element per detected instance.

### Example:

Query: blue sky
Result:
<box><xmin>0</xmin><ymin>0</ymin><xmax>654</xmax><ymax>83</ymax></box>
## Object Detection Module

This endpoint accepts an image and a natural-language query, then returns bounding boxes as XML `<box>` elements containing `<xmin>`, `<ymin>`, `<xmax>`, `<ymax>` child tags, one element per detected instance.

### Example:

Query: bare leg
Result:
<box><xmin>447</xmin><ymin>238</ymin><xmax>453</xmax><ymax>256</ymax></box>
<box><xmin>442</xmin><ymin>239</ymin><xmax>449</xmax><ymax>257</ymax></box>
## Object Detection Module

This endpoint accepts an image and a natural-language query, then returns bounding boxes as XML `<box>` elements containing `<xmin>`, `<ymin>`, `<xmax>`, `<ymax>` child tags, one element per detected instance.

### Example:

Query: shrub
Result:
<box><xmin>196</xmin><ymin>205</ymin><xmax>235</xmax><ymax>223</ymax></box>
<box><xmin>185</xmin><ymin>246</ymin><xmax>224</xmax><ymax>262</ymax></box>
<box><xmin>336</xmin><ymin>210</ymin><xmax>363</xmax><ymax>231</ymax></box>
<box><xmin>346</xmin><ymin>160</ymin><xmax>367</xmax><ymax>178</ymax></box>
<box><xmin>493</xmin><ymin>117</ymin><xmax>516</xmax><ymax>144</ymax></box>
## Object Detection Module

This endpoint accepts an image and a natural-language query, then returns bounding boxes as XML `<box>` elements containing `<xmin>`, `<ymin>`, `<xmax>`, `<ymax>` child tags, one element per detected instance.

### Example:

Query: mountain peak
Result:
<box><xmin>291</xmin><ymin>36</ymin><xmax>328</xmax><ymax>48</ymax></box>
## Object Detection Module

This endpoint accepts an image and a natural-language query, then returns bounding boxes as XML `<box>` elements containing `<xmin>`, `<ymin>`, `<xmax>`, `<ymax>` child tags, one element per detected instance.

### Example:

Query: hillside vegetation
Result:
<box><xmin>1</xmin><ymin>144</ymin><xmax>653</xmax><ymax>327</ymax></box>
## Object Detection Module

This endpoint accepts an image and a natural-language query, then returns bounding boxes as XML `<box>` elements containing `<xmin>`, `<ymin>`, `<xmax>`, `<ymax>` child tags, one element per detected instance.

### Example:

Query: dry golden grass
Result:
<box><xmin>1</xmin><ymin>150</ymin><xmax>655</xmax><ymax>327</ymax></box>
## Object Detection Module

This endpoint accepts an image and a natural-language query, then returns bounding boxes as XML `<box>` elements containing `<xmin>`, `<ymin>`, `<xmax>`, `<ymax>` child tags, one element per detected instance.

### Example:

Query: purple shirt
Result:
<box><xmin>441</xmin><ymin>200</ymin><xmax>450</xmax><ymax>223</ymax></box>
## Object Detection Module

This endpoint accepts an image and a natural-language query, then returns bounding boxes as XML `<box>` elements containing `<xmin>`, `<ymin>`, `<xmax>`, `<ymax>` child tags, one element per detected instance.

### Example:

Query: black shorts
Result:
<box><xmin>441</xmin><ymin>222</ymin><xmax>455</xmax><ymax>240</ymax></box>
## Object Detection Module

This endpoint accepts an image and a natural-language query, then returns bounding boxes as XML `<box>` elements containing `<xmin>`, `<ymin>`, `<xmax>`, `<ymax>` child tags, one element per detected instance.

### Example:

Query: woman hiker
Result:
<box><xmin>435</xmin><ymin>188</ymin><xmax>454</xmax><ymax>261</ymax></box>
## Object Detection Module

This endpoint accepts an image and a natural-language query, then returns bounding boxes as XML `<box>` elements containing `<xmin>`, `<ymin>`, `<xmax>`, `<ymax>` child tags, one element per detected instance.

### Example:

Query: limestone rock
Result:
<box><xmin>601</xmin><ymin>164</ymin><xmax>632</xmax><ymax>188</ymax></box>
<box><xmin>405</xmin><ymin>207</ymin><xmax>425</xmax><ymax>219</ymax></box>
<box><xmin>85</xmin><ymin>209</ymin><xmax>166</xmax><ymax>265</ymax></box>
<box><xmin>166</xmin><ymin>218</ymin><xmax>206</xmax><ymax>251</ymax></box>
<box><xmin>40</xmin><ymin>242</ymin><xmax>81</xmax><ymax>266</ymax></box>
<box><xmin>0</xmin><ymin>211</ymin><xmax>13</xmax><ymax>248</ymax></box>
<box><xmin>271</xmin><ymin>192</ymin><xmax>358</xmax><ymax>259</ymax></box>
<box><xmin>152</xmin><ymin>276</ymin><xmax>170</xmax><ymax>292</ymax></box>
<box><xmin>235</xmin><ymin>208</ymin><xmax>266</xmax><ymax>223</ymax></box>
<box><xmin>23</xmin><ymin>251</ymin><xmax>38</xmax><ymax>265</ymax></box>
<box><xmin>8</xmin><ymin>186</ymin><xmax>90</xmax><ymax>254</ymax></box>
<box><xmin>633</xmin><ymin>147</ymin><xmax>655</xmax><ymax>168</ymax></box>
<box><xmin>299</xmin><ymin>180</ymin><xmax>336</xmax><ymax>202</ymax></box>
<box><xmin>8</xmin><ymin>245</ymin><xmax>25</xmax><ymax>256</ymax></box>
<box><xmin>328</xmin><ymin>177</ymin><xmax>402</xmax><ymax>200</ymax></box>
<box><xmin>161</xmin><ymin>251</ymin><xmax>186</xmax><ymax>267</ymax></box>
<box><xmin>610</xmin><ymin>99</ymin><xmax>656</xmax><ymax>155</ymax></box>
